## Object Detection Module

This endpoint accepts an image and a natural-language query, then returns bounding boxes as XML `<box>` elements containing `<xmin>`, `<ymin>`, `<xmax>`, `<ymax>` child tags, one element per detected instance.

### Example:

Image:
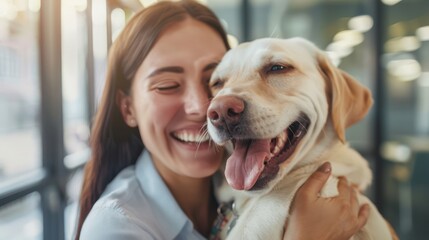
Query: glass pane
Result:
<box><xmin>0</xmin><ymin>192</ymin><xmax>42</xmax><ymax>240</ymax></box>
<box><xmin>0</xmin><ymin>0</ymin><xmax>42</xmax><ymax>181</ymax></box>
<box><xmin>61</xmin><ymin>0</ymin><xmax>90</xmax><ymax>157</ymax></box>
<box><xmin>111</xmin><ymin>7</ymin><xmax>127</xmax><ymax>42</ymax></box>
<box><xmin>65</xmin><ymin>169</ymin><xmax>83</xmax><ymax>240</ymax></box>
<box><xmin>208</xmin><ymin>0</ymin><xmax>242</xmax><ymax>43</ymax></box>
<box><xmin>92</xmin><ymin>0</ymin><xmax>108</xmax><ymax>104</ymax></box>
<box><xmin>381</xmin><ymin>0</ymin><xmax>429</xmax><ymax>239</ymax></box>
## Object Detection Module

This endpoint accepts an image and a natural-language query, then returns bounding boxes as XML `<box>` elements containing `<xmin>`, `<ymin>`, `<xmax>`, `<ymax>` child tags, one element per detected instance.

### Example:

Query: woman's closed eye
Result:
<box><xmin>154</xmin><ymin>82</ymin><xmax>180</xmax><ymax>93</ymax></box>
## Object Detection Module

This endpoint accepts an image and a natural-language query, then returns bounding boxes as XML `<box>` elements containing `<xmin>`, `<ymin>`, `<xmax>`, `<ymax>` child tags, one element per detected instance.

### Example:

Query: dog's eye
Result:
<box><xmin>210</xmin><ymin>79</ymin><xmax>224</xmax><ymax>89</ymax></box>
<box><xmin>267</xmin><ymin>64</ymin><xmax>293</xmax><ymax>73</ymax></box>
<box><xmin>271</xmin><ymin>65</ymin><xmax>285</xmax><ymax>71</ymax></box>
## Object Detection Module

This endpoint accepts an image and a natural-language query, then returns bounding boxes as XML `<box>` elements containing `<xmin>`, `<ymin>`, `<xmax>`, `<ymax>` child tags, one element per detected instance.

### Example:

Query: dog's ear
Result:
<box><xmin>317</xmin><ymin>52</ymin><xmax>373</xmax><ymax>143</ymax></box>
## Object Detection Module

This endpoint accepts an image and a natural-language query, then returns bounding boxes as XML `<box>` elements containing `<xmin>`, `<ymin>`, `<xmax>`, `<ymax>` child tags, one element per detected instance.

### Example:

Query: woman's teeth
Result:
<box><xmin>174</xmin><ymin>131</ymin><xmax>210</xmax><ymax>143</ymax></box>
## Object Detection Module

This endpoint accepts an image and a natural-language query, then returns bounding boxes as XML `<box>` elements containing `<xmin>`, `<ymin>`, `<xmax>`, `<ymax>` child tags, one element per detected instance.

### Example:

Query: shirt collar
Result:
<box><xmin>135</xmin><ymin>150</ymin><xmax>192</xmax><ymax>239</ymax></box>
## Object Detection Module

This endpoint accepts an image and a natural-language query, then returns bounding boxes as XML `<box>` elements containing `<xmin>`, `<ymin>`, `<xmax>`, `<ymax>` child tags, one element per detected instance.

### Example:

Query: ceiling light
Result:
<box><xmin>334</xmin><ymin>30</ymin><xmax>364</xmax><ymax>47</ymax></box>
<box><xmin>326</xmin><ymin>41</ymin><xmax>353</xmax><ymax>58</ymax></box>
<box><xmin>387</xmin><ymin>59</ymin><xmax>421</xmax><ymax>81</ymax></box>
<box><xmin>416</xmin><ymin>26</ymin><xmax>429</xmax><ymax>41</ymax></box>
<box><xmin>381</xmin><ymin>141</ymin><xmax>411</xmax><ymax>163</ymax></box>
<box><xmin>385</xmin><ymin>36</ymin><xmax>421</xmax><ymax>52</ymax></box>
<box><xmin>348</xmin><ymin>15</ymin><xmax>373</xmax><ymax>33</ymax></box>
<box><xmin>381</xmin><ymin>0</ymin><xmax>402</xmax><ymax>6</ymax></box>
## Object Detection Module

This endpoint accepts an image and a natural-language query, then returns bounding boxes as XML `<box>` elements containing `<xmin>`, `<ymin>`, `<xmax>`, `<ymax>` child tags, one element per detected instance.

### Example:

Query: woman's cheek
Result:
<box><xmin>147</xmin><ymin>96</ymin><xmax>182</xmax><ymax>127</ymax></box>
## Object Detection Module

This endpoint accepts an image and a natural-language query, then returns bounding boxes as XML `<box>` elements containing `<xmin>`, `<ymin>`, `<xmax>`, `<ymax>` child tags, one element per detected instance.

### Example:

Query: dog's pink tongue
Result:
<box><xmin>225</xmin><ymin>139</ymin><xmax>270</xmax><ymax>190</ymax></box>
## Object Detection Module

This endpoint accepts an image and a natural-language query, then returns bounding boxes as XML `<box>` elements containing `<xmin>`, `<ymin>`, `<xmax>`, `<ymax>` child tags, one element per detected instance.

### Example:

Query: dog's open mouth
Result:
<box><xmin>225</xmin><ymin>114</ymin><xmax>310</xmax><ymax>191</ymax></box>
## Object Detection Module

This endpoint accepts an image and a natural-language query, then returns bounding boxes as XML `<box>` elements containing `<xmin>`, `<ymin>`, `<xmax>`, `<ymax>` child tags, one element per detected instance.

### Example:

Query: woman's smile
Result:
<box><xmin>172</xmin><ymin>129</ymin><xmax>210</xmax><ymax>143</ymax></box>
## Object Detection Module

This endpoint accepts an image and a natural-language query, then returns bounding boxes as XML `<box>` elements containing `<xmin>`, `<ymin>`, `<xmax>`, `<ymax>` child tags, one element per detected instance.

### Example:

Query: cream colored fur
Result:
<box><xmin>207</xmin><ymin>37</ymin><xmax>394</xmax><ymax>240</ymax></box>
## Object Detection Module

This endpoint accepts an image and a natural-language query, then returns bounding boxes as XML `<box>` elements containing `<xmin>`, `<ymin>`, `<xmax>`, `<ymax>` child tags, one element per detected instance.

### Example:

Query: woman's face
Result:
<box><xmin>127</xmin><ymin>18</ymin><xmax>227</xmax><ymax>180</ymax></box>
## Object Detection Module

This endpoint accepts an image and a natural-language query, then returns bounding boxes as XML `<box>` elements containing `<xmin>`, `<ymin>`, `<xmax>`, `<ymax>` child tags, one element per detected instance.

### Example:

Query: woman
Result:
<box><xmin>76</xmin><ymin>1</ymin><xmax>369</xmax><ymax>239</ymax></box>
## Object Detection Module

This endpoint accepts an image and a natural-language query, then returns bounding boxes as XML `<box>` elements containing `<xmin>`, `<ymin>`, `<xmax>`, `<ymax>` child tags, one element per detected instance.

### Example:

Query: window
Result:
<box><xmin>0</xmin><ymin>1</ymin><xmax>43</xmax><ymax>238</ymax></box>
<box><xmin>0</xmin><ymin>193</ymin><xmax>42</xmax><ymax>239</ymax></box>
<box><xmin>0</xmin><ymin>0</ymin><xmax>101</xmax><ymax>239</ymax></box>
<box><xmin>0</xmin><ymin>0</ymin><xmax>42</xmax><ymax>187</ymax></box>
<box><xmin>61</xmin><ymin>0</ymin><xmax>90</xmax><ymax>160</ymax></box>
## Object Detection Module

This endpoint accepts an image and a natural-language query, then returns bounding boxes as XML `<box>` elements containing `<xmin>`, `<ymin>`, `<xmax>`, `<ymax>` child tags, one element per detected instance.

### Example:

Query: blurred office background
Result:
<box><xmin>0</xmin><ymin>0</ymin><xmax>428</xmax><ymax>239</ymax></box>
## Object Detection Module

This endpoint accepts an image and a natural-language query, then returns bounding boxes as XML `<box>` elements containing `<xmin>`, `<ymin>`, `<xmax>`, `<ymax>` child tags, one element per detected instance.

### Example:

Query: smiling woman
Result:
<box><xmin>75</xmin><ymin>1</ymin><xmax>230</xmax><ymax>239</ymax></box>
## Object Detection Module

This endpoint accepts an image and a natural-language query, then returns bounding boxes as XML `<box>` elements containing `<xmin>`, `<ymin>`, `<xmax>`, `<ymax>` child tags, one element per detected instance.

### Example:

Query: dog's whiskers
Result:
<box><xmin>194</xmin><ymin>122</ymin><xmax>224</xmax><ymax>157</ymax></box>
<box><xmin>286</xmin><ymin>126</ymin><xmax>294</xmax><ymax>145</ymax></box>
<box><xmin>297</xmin><ymin>116</ymin><xmax>309</xmax><ymax>133</ymax></box>
<box><xmin>212</xmin><ymin>140</ymin><xmax>223</xmax><ymax>153</ymax></box>
<box><xmin>194</xmin><ymin>123</ymin><xmax>209</xmax><ymax>158</ymax></box>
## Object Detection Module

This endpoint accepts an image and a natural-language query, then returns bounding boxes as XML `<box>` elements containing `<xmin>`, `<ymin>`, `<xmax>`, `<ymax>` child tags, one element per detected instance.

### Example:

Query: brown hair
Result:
<box><xmin>75</xmin><ymin>1</ymin><xmax>230</xmax><ymax>238</ymax></box>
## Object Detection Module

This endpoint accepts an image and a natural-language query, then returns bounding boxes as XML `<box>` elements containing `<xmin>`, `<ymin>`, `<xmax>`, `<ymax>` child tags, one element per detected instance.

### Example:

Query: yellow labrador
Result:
<box><xmin>207</xmin><ymin>38</ymin><xmax>395</xmax><ymax>240</ymax></box>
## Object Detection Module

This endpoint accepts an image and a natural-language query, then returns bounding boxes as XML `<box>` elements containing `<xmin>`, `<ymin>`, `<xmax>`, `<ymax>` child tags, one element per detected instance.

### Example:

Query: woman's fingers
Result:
<box><xmin>337</xmin><ymin>176</ymin><xmax>370</xmax><ymax>234</ymax></box>
<box><xmin>337</xmin><ymin>176</ymin><xmax>349</xmax><ymax>199</ymax></box>
<box><xmin>286</xmin><ymin>163</ymin><xmax>372</xmax><ymax>240</ymax></box>
<box><xmin>357</xmin><ymin>204</ymin><xmax>370</xmax><ymax>230</ymax></box>
<box><xmin>350</xmin><ymin>187</ymin><xmax>360</xmax><ymax>215</ymax></box>
<box><xmin>298</xmin><ymin>162</ymin><xmax>331</xmax><ymax>199</ymax></box>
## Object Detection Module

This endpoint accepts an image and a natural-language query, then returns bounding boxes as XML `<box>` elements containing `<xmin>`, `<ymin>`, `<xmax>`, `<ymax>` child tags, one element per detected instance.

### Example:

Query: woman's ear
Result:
<box><xmin>116</xmin><ymin>90</ymin><xmax>138</xmax><ymax>128</ymax></box>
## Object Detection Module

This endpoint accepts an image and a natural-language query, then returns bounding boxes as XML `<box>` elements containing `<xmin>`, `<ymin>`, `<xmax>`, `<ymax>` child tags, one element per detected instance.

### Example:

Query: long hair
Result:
<box><xmin>75</xmin><ymin>1</ymin><xmax>230</xmax><ymax>238</ymax></box>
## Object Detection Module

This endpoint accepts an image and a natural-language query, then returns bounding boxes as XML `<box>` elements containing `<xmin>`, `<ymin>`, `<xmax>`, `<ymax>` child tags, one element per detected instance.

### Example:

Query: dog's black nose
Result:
<box><xmin>208</xmin><ymin>95</ymin><xmax>244</xmax><ymax>128</ymax></box>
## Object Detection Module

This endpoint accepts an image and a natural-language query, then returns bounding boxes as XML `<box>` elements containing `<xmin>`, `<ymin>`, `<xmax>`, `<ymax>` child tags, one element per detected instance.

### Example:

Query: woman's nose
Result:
<box><xmin>184</xmin><ymin>84</ymin><xmax>210</xmax><ymax>117</ymax></box>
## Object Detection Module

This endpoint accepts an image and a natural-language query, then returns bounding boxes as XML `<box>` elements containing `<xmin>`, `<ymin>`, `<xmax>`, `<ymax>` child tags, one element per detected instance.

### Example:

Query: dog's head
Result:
<box><xmin>207</xmin><ymin>37</ymin><xmax>372</xmax><ymax>193</ymax></box>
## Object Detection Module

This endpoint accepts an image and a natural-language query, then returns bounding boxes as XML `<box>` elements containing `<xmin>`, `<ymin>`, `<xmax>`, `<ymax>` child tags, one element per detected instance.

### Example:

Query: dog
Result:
<box><xmin>207</xmin><ymin>37</ymin><xmax>396</xmax><ymax>240</ymax></box>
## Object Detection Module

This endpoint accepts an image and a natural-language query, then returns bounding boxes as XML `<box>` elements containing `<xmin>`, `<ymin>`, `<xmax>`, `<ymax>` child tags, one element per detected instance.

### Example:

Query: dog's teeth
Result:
<box><xmin>275</xmin><ymin>137</ymin><xmax>284</xmax><ymax>153</ymax></box>
<box><xmin>273</xmin><ymin>145</ymin><xmax>280</xmax><ymax>155</ymax></box>
<box><xmin>280</xmin><ymin>131</ymin><xmax>286</xmax><ymax>142</ymax></box>
<box><xmin>295</xmin><ymin>130</ymin><xmax>302</xmax><ymax>138</ymax></box>
<box><xmin>269</xmin><ymin>132</ymin><xmax>288</xmax><ymax>158</ymax></box>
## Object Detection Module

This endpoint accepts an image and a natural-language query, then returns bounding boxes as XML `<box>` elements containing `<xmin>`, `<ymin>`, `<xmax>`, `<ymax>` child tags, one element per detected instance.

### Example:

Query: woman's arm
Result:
<box><xmin>283</xmin><ymin>162</ymin><xmax>370</xmax><ymax>240</ymax></box>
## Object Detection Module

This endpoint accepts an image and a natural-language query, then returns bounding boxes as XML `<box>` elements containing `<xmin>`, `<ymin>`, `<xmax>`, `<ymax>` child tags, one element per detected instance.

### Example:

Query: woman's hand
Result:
<box><xmin>283</xmin><ymin>162</ymin><xmax>370</xmax><ymax>240</ymax></box>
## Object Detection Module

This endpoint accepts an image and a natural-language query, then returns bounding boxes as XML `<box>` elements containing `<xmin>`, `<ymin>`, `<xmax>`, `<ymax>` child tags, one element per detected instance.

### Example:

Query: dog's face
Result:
<box><xmin>207</xmin><ymin>38</ymin><xmax>372</xmax><ymax>193</ymax></box>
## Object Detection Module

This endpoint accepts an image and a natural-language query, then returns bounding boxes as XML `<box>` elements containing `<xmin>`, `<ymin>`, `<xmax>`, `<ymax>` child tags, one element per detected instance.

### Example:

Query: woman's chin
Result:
<box><xmin>182</xmin><ymin>153</ymin><xmax>223</xmax><ymax>178</ymax></box>
<box><xmin>167</xmin><ymin>140</ymin><xmax>224</xmax><ymax>178</ymax></box>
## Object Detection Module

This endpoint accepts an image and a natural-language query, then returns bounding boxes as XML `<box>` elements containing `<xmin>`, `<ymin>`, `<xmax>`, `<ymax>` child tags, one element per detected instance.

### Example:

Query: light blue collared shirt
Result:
<box><xmin>80</xmin><ymin>150</ymin><xmax>207</xmax><ymax>240</ymax></box>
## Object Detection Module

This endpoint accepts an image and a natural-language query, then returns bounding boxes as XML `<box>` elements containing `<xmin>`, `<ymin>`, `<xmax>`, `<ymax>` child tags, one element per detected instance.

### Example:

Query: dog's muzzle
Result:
<box><xmin>208</xmin><ymin>95</ymin><xmax>245</xmax><ymax>137</ymax></box>
<box><xmin>208</xmin><ymin>94</ymin><xmax>311</xmax><ymax>191</ymax></box>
